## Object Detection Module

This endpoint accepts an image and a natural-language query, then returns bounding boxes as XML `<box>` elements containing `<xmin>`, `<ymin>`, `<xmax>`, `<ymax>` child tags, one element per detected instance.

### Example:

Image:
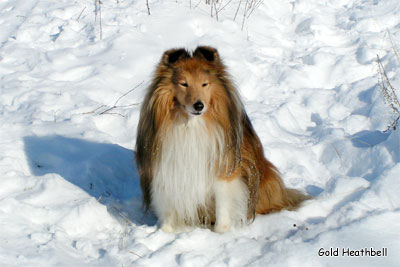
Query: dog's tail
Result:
<box><xmin>255</xmin><ymin>164</ymin><xmax>311</xmax><ymax>214</ymax></box>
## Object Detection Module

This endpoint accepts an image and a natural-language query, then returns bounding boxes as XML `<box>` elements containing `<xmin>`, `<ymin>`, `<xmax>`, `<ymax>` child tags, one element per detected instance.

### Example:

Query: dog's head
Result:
<box><xmin>160</xmin><ymin>46</ymin><xmax>224</xmax><ymax>116</ymax></box>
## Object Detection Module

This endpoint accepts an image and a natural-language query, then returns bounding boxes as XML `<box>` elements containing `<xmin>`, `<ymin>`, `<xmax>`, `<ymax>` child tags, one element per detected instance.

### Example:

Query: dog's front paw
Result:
<box><xmin>214</xmin><ymin>222</ymin><xmax>231</xmax><ymax>233</ymax></box>
<box><xmin>161</xmin><ymin>223</ymin><xmax>174</xmax><ymax>233</ymax></box>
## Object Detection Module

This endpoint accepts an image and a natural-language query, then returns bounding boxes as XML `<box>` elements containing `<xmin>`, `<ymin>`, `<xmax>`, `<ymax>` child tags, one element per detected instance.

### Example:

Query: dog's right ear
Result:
<box><xmin>161</xmin><ymin>48</ymin><xmax>190</xmax><ymax>66</ymax></box>
<box><xmin>193</xmin><ymin>46</ymin><xmax>221</xmax><ymax>64</ymax></box>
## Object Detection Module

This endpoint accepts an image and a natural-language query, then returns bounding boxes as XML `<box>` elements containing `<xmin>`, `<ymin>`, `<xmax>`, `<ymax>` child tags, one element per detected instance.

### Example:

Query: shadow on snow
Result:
<box><xmin>350</xmin><ymin>130</ymin><xmax>390</xmax><ymax>148</ymax></box>
<box><xmin>23</xmin><ymin>135</ymin><xmax>156</xmax><ymax>226</ymax></box>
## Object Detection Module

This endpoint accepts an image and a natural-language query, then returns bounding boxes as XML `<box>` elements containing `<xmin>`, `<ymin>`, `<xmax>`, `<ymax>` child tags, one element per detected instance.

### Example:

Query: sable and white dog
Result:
<box><xmin>136</xmin><ymin>46</ymin><xmax>308</xmax><ymax>232</ymax></box>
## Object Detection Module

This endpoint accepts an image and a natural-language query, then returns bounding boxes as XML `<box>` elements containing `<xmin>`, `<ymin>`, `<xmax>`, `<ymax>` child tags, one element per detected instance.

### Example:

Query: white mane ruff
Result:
<box><xmin>151</xmin><ymin>115</ymin><xmax>223</xmax><ymax>227</ymax></box>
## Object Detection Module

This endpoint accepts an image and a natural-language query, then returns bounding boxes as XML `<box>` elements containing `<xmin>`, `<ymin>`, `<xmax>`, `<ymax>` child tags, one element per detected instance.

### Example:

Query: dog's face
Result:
<box><xmin>173</xmin><ymin>66</ymin><xmax>213</xmax><ymax>116</ymax></box>
<box><xmin>161</xmin><ymin>46</ymin><xmax>223</xmax><ymax>117</ymax></box>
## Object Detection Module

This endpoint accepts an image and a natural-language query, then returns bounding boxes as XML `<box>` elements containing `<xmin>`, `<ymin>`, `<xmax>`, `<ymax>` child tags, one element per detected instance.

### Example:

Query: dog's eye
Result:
<box><xmin>202</xmin><ymin>83</ymin><xmax>208</xmax><ymax>87</ymax></box>
<box><xmin>180</xmin><ymin>82</ymin><xmax>188</xmax><ymax>87</ymax></box>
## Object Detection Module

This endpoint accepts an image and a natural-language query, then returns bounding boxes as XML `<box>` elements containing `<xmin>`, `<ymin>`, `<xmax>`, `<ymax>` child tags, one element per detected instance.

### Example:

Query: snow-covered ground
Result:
<box><xmin>1</xmin><ymin>0</ymin><xmax>399</xmax><ymax>266</ymax></box>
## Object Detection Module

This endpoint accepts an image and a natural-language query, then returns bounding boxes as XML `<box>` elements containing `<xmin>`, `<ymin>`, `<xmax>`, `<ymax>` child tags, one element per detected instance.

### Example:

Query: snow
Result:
<box><xmin>1</xmin><ymin>0</ymin><xmax>399</xmax><ymax>266</ymax></box>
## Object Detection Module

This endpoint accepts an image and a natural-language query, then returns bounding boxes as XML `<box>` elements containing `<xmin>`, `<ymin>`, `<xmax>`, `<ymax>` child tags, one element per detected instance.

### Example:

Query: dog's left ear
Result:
<box><xmin>193</xmin><ymin>46</ymin><xmax>221</xmax><ymax>64</ymax></box>
<box><xmin>161</xmin><ymin>48</ymin><xmax>190</xmax><ymax>67</ymax></box>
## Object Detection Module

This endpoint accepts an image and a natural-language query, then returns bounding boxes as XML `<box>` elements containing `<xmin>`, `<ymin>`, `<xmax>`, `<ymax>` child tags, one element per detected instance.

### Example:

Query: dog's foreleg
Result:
<box><xmin>152</xmin><ymin>191</ymin><xmax>176</xmax><ymax>232</ymax></box>
<box><xmin>214</xmin><ymin>177</ymin><xmax>248</xmax><ymax>233</ymax></box>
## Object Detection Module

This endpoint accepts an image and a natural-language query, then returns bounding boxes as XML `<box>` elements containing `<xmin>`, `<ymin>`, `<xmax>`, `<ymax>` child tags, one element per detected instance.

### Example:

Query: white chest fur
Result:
<box><xmin>151</xmin><ymin>116</ymin><xmax>219</xmax><ymax>227</ymax></box>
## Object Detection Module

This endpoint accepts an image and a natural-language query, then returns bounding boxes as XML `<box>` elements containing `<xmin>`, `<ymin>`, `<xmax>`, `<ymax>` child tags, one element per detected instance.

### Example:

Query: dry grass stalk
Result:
<box><xmin>377</xmin><ymin>55</ymin><xmax>400</xmax><ymax>131</ymax></box>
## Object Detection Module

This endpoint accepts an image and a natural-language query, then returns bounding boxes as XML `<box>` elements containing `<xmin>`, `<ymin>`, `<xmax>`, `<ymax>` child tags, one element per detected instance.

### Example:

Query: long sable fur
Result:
<box><xmin>135</xmin><ymin>46</ymin><xmax>309</xmax><ymax>219</ymax></box>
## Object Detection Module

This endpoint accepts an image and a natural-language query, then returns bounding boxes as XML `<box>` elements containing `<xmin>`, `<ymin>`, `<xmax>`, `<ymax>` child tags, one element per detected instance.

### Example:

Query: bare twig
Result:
<box><xmin>113</xmin><ymin>82</ymin><xmax>144</xmax><ymax>107</ymax></box>
<box><xmin>218</xmin><ymin>0</ymin><xmax>233</xmax><ymax>13</ymax></box>
<box><xmin>246</xmin><ymin>0</ymin><xmax>263</xmax><ymax>19</ymax></box>
<box><xmin>233</xmin><ymin>0</ymin><xmax>242</xmax><ymax>21</ymax></box>
<box><xmin>207</xmin><ymin>0</ymin><xmax>234</xmax><ymax>21</ymax></box>
<box><xmin>332</xmin><ymin>145</ymin><xmax>346</xmax><ymax>175</ymax></box>
<box><xmin>77</xmin><ymin>6</ymin><xmax>86</xmax><ymax>21</ymax></box>
<box><xmin>240</xmin><ymin>0</ymin><xmax>263</xmax><ymax>29</ymax></box>
<box><xmin>241</xmin><ymin>0</ymin><xmax>249</xmax><ymax>30</ymax></box>
<box><xmin>94</xmin><ymin>0</ymin><xmax>103</xmax><ymax>40</ymax></box>
<box><xmin>194</xmin><ymin>0</ymin><xmax>203</xmax><ymax>9</ymax></box>
<box><xmin>99</xmin><ymin>82</ymin><xmax>144</xmax><ymax>115</ymax></box>
<box><xmin>113</xmin><ymin>103</ymin><xmax>141</xmax><ymax>108</ymax></box>
<box><xmin>146</xmin><ymin>0</ymin><xmax>151</xmax><ymax>15</ymax></box>
<box><xmin>83</xmin><ymin>81</ymin><xmax>144</xmax><ymax>117</ymax></box>
<box><xmin>112</xmin><ymin>207</ymin><xmax>132</xmax><ymax>224</ymax></box>
<box><xmin>82</xmin><ymin>104</ymin><xmax>107</xmax><ymax>115</ymax></box>
<box><xmin>213</xmin><ymin>0</ymin><xmax>219</xmax><ymax>21</ymax></box>
<box><xmin>98</xmin><ymin>111</ymin><xmax>126</xmax><ymax>117</ymax></box>
<box><xmin>129</xmin><ymin>251</ymin><xmax>143</xmax><ymax>258</ymax></box>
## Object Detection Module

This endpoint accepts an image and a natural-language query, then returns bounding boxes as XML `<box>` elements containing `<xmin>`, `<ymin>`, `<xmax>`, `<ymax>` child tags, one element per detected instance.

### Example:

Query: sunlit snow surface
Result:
<box><xmin>0</xmin><ymin>0</ymin><xmax>399</xmax><ymax>266</ymax></box>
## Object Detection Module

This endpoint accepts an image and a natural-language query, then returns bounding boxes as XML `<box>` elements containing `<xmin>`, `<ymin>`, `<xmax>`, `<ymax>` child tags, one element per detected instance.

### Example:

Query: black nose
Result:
<box><xmin>193</xmin><ymin>101</ymin><xmax>204</xmax><ymax>112</ymax></box>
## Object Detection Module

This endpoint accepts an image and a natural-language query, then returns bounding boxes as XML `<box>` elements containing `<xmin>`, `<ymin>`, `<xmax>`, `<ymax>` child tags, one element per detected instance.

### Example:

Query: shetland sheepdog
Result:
<box><xmin>136</xmin><ymin>46</ymin><xmax>309</xmax><ymax>232</ymax></box>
